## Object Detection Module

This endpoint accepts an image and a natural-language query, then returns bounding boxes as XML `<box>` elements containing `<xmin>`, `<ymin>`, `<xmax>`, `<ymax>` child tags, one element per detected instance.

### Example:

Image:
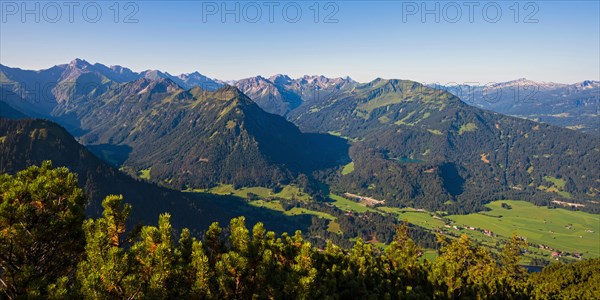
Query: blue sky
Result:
<box><xmin>1</xmin><ymin>1</ymin><xmax>598</xmax><ymax>83</ymax></box>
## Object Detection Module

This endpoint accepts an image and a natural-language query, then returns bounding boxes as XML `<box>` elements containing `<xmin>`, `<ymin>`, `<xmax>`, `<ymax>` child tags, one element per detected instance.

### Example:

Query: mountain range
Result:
<box><xmin>234</xmin><ymin>74</ymin><xmax>357</xmax><ymax>116</ymax></box>
<box><xmin>432</xmin><ymin>79</ymin><xmax>599</xmax><ymax>135</ymax></box>
<box><xmin>232</xmin><ymin>75</ymin><xmax>598</xmax><ymax>135</ymax></box>
<box><xmin>0</xmin><ymin>60</ymin><xmax>348</xmax><ymax>191</ymax></box>
<box><xmin>1</xmin><ymin>59</ymin><xmax>598</xmax><ymax>216</ymax></box>
<box><xmin>3</xmin><ymin>59</ymin><xmax>595</xmax><ymax>134</ymax></box>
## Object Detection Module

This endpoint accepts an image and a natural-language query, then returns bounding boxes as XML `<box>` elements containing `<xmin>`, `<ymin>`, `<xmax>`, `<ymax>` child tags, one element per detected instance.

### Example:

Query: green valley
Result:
<box><xmin>201</xmin><ymin>184</ymin><xmax>599</xmax><ymax>262</ymax></box>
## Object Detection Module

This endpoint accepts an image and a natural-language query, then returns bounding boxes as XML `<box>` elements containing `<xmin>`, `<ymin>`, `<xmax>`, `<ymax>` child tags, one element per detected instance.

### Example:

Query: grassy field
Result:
<box><xmin>197</xmin><ymin>187</ymin><xmax>340</xmax><ymax>233</ymax></box>
<box><xmin>329</xmin><ymin>193</ymin><xmax>377</xmax><ymax>213</ymax></box>
<box><xmin>247</xmin><ymin>199</ymin><xmax>285</xmax><ymax>211</ymax></box>
<box><xmin>378</xmin><ymin>207</ymin><xmax>446</xmax><ymax>228</ymax></box>
<box><xmin>540</xmin><ymin>176</ymin><xmax>572</xmax><ymax>198</ymax></box>
<box><xmin>328</xmin><ymin>220</ymin><xmax>342</xmax><ymax>234</ymax></box>
<box><xmin>138</xmin><ymin>168</ymin><xmax>151</xmax><ymax>180</ymax></box>
<box><xmin>421</xmin><ymin>250</ymin><xmax>438</xmax><ymax>261</ymax></box>
<box><xmin>285</xmin><ymin>207</ymin><xmax>336</xmax><ymax>220</ymax></box>
<box><xmin>199</xmin><ymin>184</ymin><xmax>311</xmax><ymax>201</ymax></box>
<box><xmin>247</xmin><ymin>199</ymin><xmax>337</xmax><ymax>222</ymax></box>
<box><xmin>197</xmin><ymin>184</ymin><xmax>599</xmax><ymax>259</ymax></box>
<box><xmin>448</xmin><ymin>200</ymin><xmax>599</xmax><ymax>257</ymax></box>
<box><xmin>427</xmin><ymin>129</ymin><xmax>443</xmax><ymax>135</ymax></box>
<box><xmin>544</xmin><ymin>176</ymin><xmax>566</xmax><ymax>189</ymax></box>
<box><xmin>341</xmin><ymin>162</ymin><xmax>355</xmax><ymax>175</ymax></box>
<box><xmin>376</xmin><ymin>200</ymin><xmax>599</xmax><ymax>259</ymax></box>
<box><xmin>458</xmin><ymin>122</ymin><xmax>478</xmax><ymax>134</ymax></box>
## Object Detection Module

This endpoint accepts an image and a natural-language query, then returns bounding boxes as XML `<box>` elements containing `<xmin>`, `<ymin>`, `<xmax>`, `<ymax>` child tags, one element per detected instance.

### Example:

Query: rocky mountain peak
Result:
<box><xmin>69</xmin><ymin>58</ymin><xmax>92</xmax><ymax>69</ymax></box>
<box><xmin>269</xmin><ymin>74</ymin><xmax>292</xmax><ymax>85</ymax></box>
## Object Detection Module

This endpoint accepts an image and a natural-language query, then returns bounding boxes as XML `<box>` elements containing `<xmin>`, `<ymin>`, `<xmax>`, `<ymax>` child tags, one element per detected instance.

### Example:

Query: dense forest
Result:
<box><xmin>0</xmin><ymin>119</ymin><xmax>316</xmax><ymax>235</ymax></box>
<box><xmin>1</xmin><ymin>163</ymin><xmax>598</xmax><ymax>299</ymax></box>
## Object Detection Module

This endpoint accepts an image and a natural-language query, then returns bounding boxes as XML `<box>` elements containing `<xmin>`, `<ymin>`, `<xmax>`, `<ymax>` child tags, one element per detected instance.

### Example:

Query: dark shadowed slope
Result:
<box><xmin>0</xmin><ymin>118</ymin><xmax>312</xmax><ymax>233</ymax></box>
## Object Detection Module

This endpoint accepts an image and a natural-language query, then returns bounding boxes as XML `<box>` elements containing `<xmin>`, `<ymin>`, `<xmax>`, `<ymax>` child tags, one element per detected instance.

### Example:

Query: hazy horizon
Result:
<box><xmin>1</xmin><ymin>57</ymin><xmax>597</xmax><ymax>86</ymax></box>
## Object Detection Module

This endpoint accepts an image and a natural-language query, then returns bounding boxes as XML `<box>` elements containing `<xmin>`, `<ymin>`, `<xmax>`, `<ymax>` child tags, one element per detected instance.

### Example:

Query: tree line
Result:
<box><xmin>1</xmin><ymin>162</ymin><xmax>598</xmax><ymax>299</ymax></box>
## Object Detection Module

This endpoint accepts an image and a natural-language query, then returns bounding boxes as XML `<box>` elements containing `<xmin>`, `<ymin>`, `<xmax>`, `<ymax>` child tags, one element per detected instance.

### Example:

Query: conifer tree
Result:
<box><xmin>0</xmin><ymin>162</ymin><xmax>86</xmax><ymax>298</ymax></box>
<box><xmin>130</xmin><ymin>213</ymin><xmax>175</xmax><ymax>298</ymax></box>
<box><xmin>77</xmin><ymin>195</ymin><xmax>138</xmax><ymax>299</ymax></box>
<box><xmin>431</xmin><ymin>234</ymin><xmax>501</xmax><ymax>299</ymax></box>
